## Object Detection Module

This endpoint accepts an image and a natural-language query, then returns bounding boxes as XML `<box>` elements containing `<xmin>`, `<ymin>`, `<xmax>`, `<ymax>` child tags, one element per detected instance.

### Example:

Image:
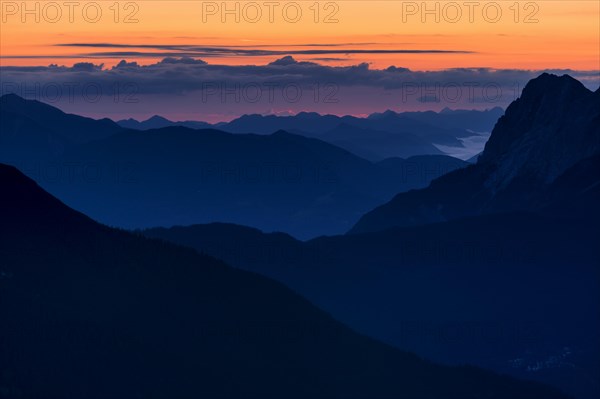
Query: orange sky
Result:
<box><xmin>1</xmin><ymin>1</ymin><xmax>599</xmax><ymax>70</ymax></box>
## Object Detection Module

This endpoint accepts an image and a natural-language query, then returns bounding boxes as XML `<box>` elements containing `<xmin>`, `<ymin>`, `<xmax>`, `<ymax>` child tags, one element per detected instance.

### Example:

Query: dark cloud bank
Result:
<box><xmin>1</xmin><ymin>55</ymin><xmax>598</xmax><ymax>122</ymax></box>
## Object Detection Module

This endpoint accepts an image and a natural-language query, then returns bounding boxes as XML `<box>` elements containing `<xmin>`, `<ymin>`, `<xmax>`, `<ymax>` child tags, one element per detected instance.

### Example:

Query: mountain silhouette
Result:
<box><xmin>117</xmin><ymin>115</ymin><xmax>212</xmax><ymax>130</ymax></box>
<box><xmin>0</xmin><ymin>97</ymin><xmax>469</xmax><ymax>238</ymax></box>
<box><xmin>395</xmin><ymin>107</ymin><xmax>504</xmax><ymax>132</ymax></box>
<box><xmin>0</xmin><ymin>93</ymin><xmax>121</xmax><ymax>144</ymax></box>
<box><xmin>0</xmin><ymin>163</ymin><xmax>570</xmax><ymax>398</ymax></box>
<box><xmin>350</xmin><ymin>74</ymin><xmax>600</xmax><ymax>234</ymax></box>
<box><xmin>144</xmin><ymin>211</ymin><xmax>600</xmax><ymax>399</ymax></box>
<box><xmin>50</xmin><ymin>127</ymin><xmax>444</xmax><ymax>238</ymax></box>
<box><xmin>0</xmin><ymin>94</ymin><xmax>123</xmax><ymax>165</ymax></box>
<box><xmin>290</xmin><ymin>123</ymin><xmax>444</xmax><ymax>161</ymax></box>
<box><xmin>216</xmin><ymin>108</ymin><xmax>499</xmax><ymax>159</ymax></box>
<box><xmin>141</xmin><ymin>74</ymin><xmax>600</xmax><ymax>399</ymax></box>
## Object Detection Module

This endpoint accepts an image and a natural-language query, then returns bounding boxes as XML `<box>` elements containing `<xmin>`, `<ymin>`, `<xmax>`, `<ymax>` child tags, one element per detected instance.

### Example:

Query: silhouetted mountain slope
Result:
<box><xmin>479</xmin><ymin>74</ymin><xmax>600</xmax><ymax>184</ymax></box>
<box><xmin>0</xmin><ymin>94</ymin><xmax>121</xmax><ymax>144</ymax></box>
<box><xmin>117</xmin><ymin>108</ymin><xmax>499</xmax><ymax>161</ymax></box>
<box><xmin>350</xmin><ymin>74</ymin><xmax>600</xmax><ymax>234</ymax></box>
<box><xmin>141</xmin><ymin>77</ymin><xmax>600</xmax><ymax>397</ymax></box>
<box><xmin>25</xmin><ymin>129</ymin><xmax>464</xmax><ymax>238</ymax></box>
<box><xmin>222</xmin><ymin>109</ymin><xmax>482</xmax><ymax>140</ymax></box>
<box><xmin>466</xmin><ymin>152</ymin><xmax>481</xmax><ymax>163</ymax></box>
<box><xmin>117</xmin><ymin>115</ymin><xmax>212</xmax><ymax>130</ymax></box>
<box><xmin>0</xmin><ymin>95</ymin><xmax>470</xmax><ymax>238</ymax></box>
<box><xmin>219</xmin><ymin>112</ymin><xmax>346</xmax><ymax>134</ymax></box>
<box><xmin>376</xmin><ymin>155</ymin><xmax>468</xmax><ymax>178</ymax></box>
<box><xmin>0</xmin><ymin>109</ymin><xmax>70</xmax><ymax>164</ymax></box>
<box><xmin>45</xmin><ymin>127</ymin><xmax>387</xmax><ymax>237</ymax></box>
<box><xmin>0</xmin><ymin>163</ymin><xmax>570</xmax><ymax>399</ymax></box>
<box><xmin>0</xmin><ymin>94</ymin><xmax>123</xmax><ymax>169</ymax></box>
<box><xmin>541</xmin><ymin>153</ymin><xmax>600</xmax><ymax>220</ymax></box>
<box><xmin>371</xmin><ymin>155</ymin><xmax>470</xmax><ymax>195</ymax></box>
<box><xmin>1</xmin><ymin>93</ymin><xmax>493</xmax><ymax>168</ymax></box>
<box><xmin>350</xmin><ymin>112</ymin><xmax>468</xmax><ymax>146</ymax></box>
<box><xmin>143</xmin><ymin>222</ymin><xmax>304</xmax><ymax>269</ymax></box>
<box><xmin>294</xmin><ymin>123</ymin><xmax>444</xmax><ymax>161</ymax></box>
<box><xmin>120</xmin><ymin>107</ymin><xmax>503</xmax><ymax>142</ymax></box>
<box><xmin>144</xmin><ymin>211</ymin><xmax>600</xmax><ymax>399</ymax></box>
<box><xmin>396</xmin><ymin>107</ymin><xmax>504</xmax><ymax>132</ymax></box>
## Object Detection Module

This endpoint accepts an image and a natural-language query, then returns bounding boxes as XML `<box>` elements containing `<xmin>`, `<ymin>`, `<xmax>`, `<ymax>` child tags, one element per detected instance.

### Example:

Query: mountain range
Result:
<box><xmin>0</xmin><ymin>94</ymin><xmax>469</xmax><ymax>238</ymax></box>
<box><xmin>0</xmin><ymin>163</ymin><xmax>568</xmax><ymax>398</ymax></box>
<box><xmin>118</xmin><ymin>115</ymin><xmax>212</xmax><ymax>130</ymax></box>
<box><xmin>1</xmin><ymin>73</ymin><xmax>598</xmax><ymax>398</ymax></box>
<box><xmin>142</xmin><ymin>74</ymin><xmax>600</xmax><ymax>399</ymax></box>
<box><xmin>117</xmin><ymin>107</ymin><xmax>504</xmax><ymax>161</ymax></box>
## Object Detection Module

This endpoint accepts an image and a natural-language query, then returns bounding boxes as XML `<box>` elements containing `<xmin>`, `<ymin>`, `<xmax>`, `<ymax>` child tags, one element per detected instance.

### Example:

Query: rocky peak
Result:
<box><xmin>479</xmin><ymin>74</ymin><xmax>599</xmax><ymax>188</ymax></box>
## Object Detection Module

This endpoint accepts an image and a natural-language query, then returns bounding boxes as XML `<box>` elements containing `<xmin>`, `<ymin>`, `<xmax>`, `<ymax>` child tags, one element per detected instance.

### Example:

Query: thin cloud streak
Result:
<box><xmin>44</xmin><ymin>42</ymin><xmax>473</xmax><ymax>59</ymax></box>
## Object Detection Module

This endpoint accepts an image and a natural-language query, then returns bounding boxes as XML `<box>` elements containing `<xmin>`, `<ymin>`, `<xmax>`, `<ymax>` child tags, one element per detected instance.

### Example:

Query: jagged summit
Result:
<box><xmin>350</xmin><ymin>73</ymin><xmax>600</xmax><ymax>234</ymax></box>
<box><xmin>479</xmin><ymin>73</ymin><xmax>599</xmax><ymax>186</ymax></box>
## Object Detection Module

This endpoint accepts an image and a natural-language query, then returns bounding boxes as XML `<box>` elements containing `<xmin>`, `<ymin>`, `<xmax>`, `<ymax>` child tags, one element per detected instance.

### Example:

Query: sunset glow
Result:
<box><xmin>1</xmin><ymin>1</ymin><xmax>598</xmax><ymax>70</ymax></box>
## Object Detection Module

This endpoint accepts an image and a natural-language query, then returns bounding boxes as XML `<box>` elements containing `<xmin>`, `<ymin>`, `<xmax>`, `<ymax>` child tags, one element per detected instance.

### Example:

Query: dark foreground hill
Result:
<box><xmin>118</xmin><ymin>115</ymin><xmax>212</xmax><ymax>130</ymax></box>
<box><xmin>144</xmin><ymin>210</ymin><xmax>600</xmax><ymax>399</ymax></box>
<box><xmin>0</xmin><ymin>163</ymin><xmax>568</xmax><ymax>398</ymax></box>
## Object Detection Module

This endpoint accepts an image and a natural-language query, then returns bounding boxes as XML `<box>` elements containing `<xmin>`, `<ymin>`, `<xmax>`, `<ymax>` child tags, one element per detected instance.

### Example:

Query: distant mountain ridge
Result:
<box><xmin>0</xmin><ymin>93</ymin><xmax>121</xmax><ymax>144</ymax></box>
<box><xmin>115</xmin><ymin>107</ymin><xmax>503</xmax><ymax>161</ymax></box>
<box><xmin>50</xmin><ymin>127</ymin><xmax>467</xmax><ymax>237</ymax></box>
<box><xmin>350</xmin><ymin>74</ymin><xmax>600</xmax><ymax>234</ymax></box>
<box><xmin>2</xmin><ymin>93</ymin><xmax>501</xmax><ymax>164</ymax></box>
<box><xmin>0</xmin><ymin>94</ymin><xmax>123</xmax><ymax>164</ymax></box>
<box><xmin>118</xmin><ymin>115</ymin><xmax>212</xmax><ymax>130</ymax></box>
<box><xmin>0</xmin><ymin>95</ymin><xmax>469</xmax><ymax>238</ymax></box>
<box><xmin>289</xmin><ymin>123</ymin><xmax>444</xmax><ymax>161</ymax></box>
<box><xmin>116</xmin><ymin>107</ymin><xmax>503</xmax><ymax>135</ymax></box>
